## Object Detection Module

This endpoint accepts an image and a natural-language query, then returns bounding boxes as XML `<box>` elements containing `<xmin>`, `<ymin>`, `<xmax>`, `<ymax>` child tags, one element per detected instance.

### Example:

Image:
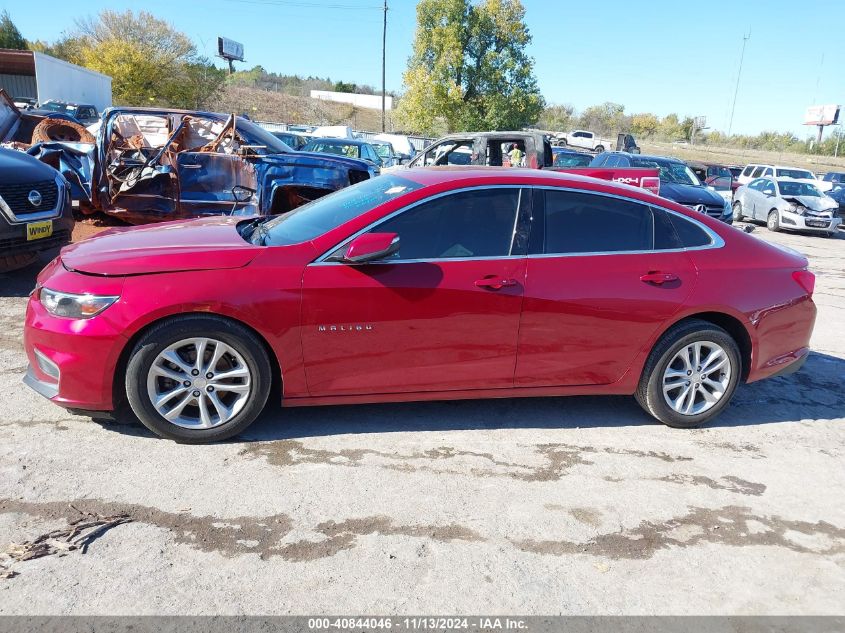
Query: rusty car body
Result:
<box><xmin>2</xmin><ymin>94</ymin><xmax>375</xmax><ymax>224</ymax></box>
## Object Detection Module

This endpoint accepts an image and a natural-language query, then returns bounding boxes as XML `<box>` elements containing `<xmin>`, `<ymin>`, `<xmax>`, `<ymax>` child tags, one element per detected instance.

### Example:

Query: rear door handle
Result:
<box><xmin>475</xmin><ymin>276</ymin><xmax>517</xmax><ymax>290</ymax></box>
<box><xmin>640</xmin><ymin>271</ymin><xmax>678</xmax><ymax>284</ymax></box>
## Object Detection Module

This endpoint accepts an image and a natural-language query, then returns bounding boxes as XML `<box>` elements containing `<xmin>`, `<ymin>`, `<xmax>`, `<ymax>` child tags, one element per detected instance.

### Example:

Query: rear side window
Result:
<box><xmin>668</xmin><ymin>213</ymin><xmax>712</xmax><ymax>248</ymax></box>
<box><xmin>751</xmin><ymin>166</ymin><xmax>765</xmax><ymax>178</ymax></box>
<box><xmin>535</xmin><ymin>190</ymin><xmax>653</xmax><ymax>254</ymax></box>
<box><xmin>742</xmin><ymin>165</ymin><xmax>754</xmax><ymax>176</ymax></box>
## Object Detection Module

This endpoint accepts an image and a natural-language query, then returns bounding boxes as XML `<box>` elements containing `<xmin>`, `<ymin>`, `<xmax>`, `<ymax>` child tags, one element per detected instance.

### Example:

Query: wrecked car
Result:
<box><xmin>3</xmin><ymin>94</ymin><xmax>376</xmax><ymax>225</ymax></box>
<box><xmin>733</xmin><ymin>177</ymin><xmax>841</xmax><ymax>236</ymax></box>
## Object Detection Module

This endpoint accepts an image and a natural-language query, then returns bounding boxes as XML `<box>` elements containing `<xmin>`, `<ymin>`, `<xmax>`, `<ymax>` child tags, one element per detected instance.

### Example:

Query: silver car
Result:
<box><xmin>733</xmin><ymin>177</ymin><xmax>842</xmax><ymax>236</ymax></box>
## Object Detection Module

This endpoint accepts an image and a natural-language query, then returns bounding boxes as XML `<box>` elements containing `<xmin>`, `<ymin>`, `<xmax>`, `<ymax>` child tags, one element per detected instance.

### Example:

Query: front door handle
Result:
<box><xmin>475</xmin><ymin>276</ymin><xmax>517</xmax><ymax>290</ymax></box>
<box><xmin>640</xmin><ymin>271</ymin><xmax>679</xmax><ymax>285</ymax></box>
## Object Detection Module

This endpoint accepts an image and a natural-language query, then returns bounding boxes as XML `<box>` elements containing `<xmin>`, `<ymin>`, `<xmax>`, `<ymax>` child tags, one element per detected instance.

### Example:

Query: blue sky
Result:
<box><xmin>6</xmin><ymin>0</ymin><xmax>843</xmax><ymax>136</ymax></box>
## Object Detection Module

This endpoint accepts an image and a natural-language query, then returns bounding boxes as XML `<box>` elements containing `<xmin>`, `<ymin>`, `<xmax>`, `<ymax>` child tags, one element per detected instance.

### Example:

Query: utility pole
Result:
<box><xmin>727</xmin><ymin>30</ymin><xmax>750</xmax><ymax>137</ymax></box>
<box><xmin>381</xmin><ymin>0</ymin><xmax>388</xmax><ymax>132</ymax></box>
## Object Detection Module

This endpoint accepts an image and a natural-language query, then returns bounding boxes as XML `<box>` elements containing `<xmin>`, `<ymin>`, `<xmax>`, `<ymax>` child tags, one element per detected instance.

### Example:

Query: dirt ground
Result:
<box><xmin>0</xmin><ymin>223</ymin><xmax>842</xmax><ymax>615</ymax></box>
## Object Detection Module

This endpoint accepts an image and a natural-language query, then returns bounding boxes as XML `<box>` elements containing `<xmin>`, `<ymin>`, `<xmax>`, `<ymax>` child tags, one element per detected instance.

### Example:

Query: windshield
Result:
<box><xmin>776</xmin><ymin>168</ymin><xmax>814</xmax><ymax>180</ymax></box>
<box><xmin>779</xmin><ymin>181</ymin><xmax>821</xmax><ymax>197</ymax></box>
<box><xmin>373</xmin><ymin>143</ymin><xmax>394</xmax><ymax>158</ymax></box>
<box><xmin>235</xmin><ymin>118</ymin><xmax>293</xmax><ymax>154</ymax></box>
<box><xmin>261</xmin><ymin>174</ymin><xmax>424</xmax><ymax>246</ymax></box>
<box><xmin>303</xmin><ymin>141</ymin><xmax>361</xmax><ymax>158</ymax></box>
<box><xmin>634</xmin><ymin>159</ymin><xmax>700</xmax><ymax>185</ymax></box>
<box><xmin>553</xmin><ymin>153</ymin><xmax>592</xmax><ymax>167</ymax></box>
<box><xmin>40</xmin><ymin>102</ymin><xmax>73</xmax><ymax>113</ymax></box>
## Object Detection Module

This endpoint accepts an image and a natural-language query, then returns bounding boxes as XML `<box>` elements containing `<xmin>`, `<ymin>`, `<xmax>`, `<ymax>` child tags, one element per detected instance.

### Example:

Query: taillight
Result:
<box><xmin>792</xmin><ymin>270</ymin><xmax>815</xmax><ymax>296</ymax></box>
<box><xmin>641</xmin><ymin>176</ymin><xmax>660</xmax><ymax>196</ymax></box>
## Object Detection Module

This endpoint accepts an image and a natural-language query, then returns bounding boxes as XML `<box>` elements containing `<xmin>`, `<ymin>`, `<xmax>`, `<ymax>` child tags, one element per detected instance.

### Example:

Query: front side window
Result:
<box><xmin>779</xmin><ymin>181</ymin><xmax>821</xmax><ymax>197</ymax></box>
<box><xmin>261</xmin><ymin>174</ymin><xmax>424</xmax><ymax>246</ymax></box>
<box><xmin>367</xmin><ymin>188</ymin><xmax>522</xmax><ymax>260</ymax></box>
<box><xmin>535</xmin><ymin>190</ymin><xmax>653</xmax><ymax>255</ymax></box>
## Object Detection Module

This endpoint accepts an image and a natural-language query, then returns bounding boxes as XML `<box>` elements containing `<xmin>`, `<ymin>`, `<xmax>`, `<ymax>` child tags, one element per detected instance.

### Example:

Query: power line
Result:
<box><xmin>220</xmin><ymin>0</ymin><xmax>382</xmax><ymax>10</ymax></box>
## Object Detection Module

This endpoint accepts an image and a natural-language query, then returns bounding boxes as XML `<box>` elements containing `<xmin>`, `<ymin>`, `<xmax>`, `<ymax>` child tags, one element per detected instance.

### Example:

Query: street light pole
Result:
<box><xmin>381</xmin><ymin>0</ymin><xmax>387</xmax><ymax>132</ymax></box>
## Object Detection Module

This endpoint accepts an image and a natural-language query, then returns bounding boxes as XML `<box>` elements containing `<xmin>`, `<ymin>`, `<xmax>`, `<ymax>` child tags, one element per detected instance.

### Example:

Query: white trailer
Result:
<box><xmin>0</xmin><ymin>49</ymin><xmax>112</xmax><ymax>112</ymax></box>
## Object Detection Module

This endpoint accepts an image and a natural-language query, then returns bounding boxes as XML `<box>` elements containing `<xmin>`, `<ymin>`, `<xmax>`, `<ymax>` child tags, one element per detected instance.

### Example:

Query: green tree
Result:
<box><xmin>630</xmin><ymin>112</ymin><xmax>659</xmax><ymax>138</ymax></box>
<box><xmin>538</xmin><ymin>104</ymin><xmax>574</xmax><ymax>132</ymax></box>
<box><xmin>0</xmin><ymin>10</ymin><xmax>27</xmax><ymax>50</ymax></box>
<box><xmin>397</xmin><ymin>0</ymin><xmax>544</xmax><ymax>134</ymax></box>
<box><xmin>64</xmin><ymin>10</ymin><xmax>222</xmax><ymax>109</ymax></box>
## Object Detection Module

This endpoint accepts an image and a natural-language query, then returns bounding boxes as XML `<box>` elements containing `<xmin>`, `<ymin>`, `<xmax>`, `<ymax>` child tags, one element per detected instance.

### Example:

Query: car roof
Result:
<box><xmin>607</xmin><ymin>152</ymin><xmax>682</xmax><ymax>164</ymax></box>
<box><xmin>307</xmin><ymin>138</ymin><xmax>369</xmax><ymax>146</ymax></box>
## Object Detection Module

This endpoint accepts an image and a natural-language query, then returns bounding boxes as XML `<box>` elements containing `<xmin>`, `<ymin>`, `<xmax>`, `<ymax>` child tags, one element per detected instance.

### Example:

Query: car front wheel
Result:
<box><xmin>125</xmin><ymin>316</ymin><xmax>272</xmax><ymax>443</ymax></box>
<box><xmin>732</xmin><ymin>200</ymin><xmax>744</xmax><ymax>221</ymax></box>
<box><xmin>636</xmin><ymin>319</ymin><xmax>741</xmax><ymax>428</ymax></box>
<box><xmin>767</xmin><ymin>210</ymin><xmax>781</xmax><ymax>232</ymax></box>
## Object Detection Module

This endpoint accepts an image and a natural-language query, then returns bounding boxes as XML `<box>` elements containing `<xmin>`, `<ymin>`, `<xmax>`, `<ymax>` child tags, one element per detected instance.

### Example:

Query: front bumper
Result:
<box><xmin>23</xmin><ymin>268</ymin><xmax>128</xmax><ymax>412</ymax></box>
<box><xmin>780</xmin><ymin>210</ymin><xmax>841</xmax><ymax>233</ymax></box>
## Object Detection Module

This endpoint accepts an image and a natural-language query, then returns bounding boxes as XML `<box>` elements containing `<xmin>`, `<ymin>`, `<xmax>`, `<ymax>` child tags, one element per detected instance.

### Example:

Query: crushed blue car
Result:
<box><xmin>5</xmin><ymin>97</ymin><xmax>376</xmax><ymax>224</ymax></box>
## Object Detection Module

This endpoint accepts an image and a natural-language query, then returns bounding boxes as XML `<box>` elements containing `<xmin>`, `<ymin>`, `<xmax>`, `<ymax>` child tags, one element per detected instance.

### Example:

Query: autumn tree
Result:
<box><xmin>0</xmin><ymin>11</ymin><xmax>27</xmax><ymax>50</ymax></box>
<box><xmin>538</xmin><ymin>104</ymin><xmax>575</xmax><ymax>132</ymax></box>
<box><xmin>397</xmin><ymin>0</ymin><xmax>544</xmax><ymax>134</ymax></box>
<box><xmin>50</xmin><ymin>10</ymin><xmax>224</xmax><ymax>109</ymax></box>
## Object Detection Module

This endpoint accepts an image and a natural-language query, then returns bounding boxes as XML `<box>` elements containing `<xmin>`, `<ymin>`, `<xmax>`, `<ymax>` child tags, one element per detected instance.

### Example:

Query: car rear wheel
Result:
<box><xmin>732</xmin><ymin>200</ymin><xmax>744</xmax><ymax>221</ymax></box>
<box><xmin>635</xmin><ymin>319</ymin><xmax>741</xmax><ymax>428</ymax></box>
<box><xmin>594</xmin><ymin>145</ymin><xmax>605</xmax><ymax>153</ymax></box>
<box><xmin>125</xmin><ymin>316</ymin><xmax>272</xmax><ymax>443</ymax></box>
<box><xmin>767</xmin><ymin>210</ymin><xmax>781</xmax><ymax>232</ymax></box>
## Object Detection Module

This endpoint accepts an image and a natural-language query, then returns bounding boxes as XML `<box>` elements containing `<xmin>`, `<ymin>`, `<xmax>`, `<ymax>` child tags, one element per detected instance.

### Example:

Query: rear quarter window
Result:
<box><xmin>668</xmin><ymin>213</ymin><xmax>712</xmax><ymax>248</ymax></box>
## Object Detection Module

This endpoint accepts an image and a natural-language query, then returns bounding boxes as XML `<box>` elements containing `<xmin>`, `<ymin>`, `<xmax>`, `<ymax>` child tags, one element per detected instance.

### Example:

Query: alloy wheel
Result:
<box><xmin>146</xmin><ymin>337</ymin><xmax>252</xmax><ymax>429</ymax></box>
<box><xmin>662</xmin><ymin>341</ymin><xmax>731</xmax><ymax>416</ymax></box>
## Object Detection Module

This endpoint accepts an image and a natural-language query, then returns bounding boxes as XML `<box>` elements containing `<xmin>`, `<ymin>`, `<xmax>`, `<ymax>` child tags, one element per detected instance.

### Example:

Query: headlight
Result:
<box><xmin>39</xmin><ymin>288</ymin><xmax>119</xmax><ymax>319</ymax></box>
<box><xmin>790</xmin><ymin>205</ymin><xmax>807</xmax><ymax>216</ymax></box>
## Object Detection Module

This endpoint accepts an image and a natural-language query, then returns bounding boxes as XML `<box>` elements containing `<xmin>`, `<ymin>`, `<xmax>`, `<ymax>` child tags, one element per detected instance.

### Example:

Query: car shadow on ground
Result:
<box><xmin>98</xmin><ymin>351</ymin><xmax>845</xmax><ymax>443</ymax></box>
<box><xmin>0</xmin><ymin>255</ymin><xmax>50</xmax><ymax>298</ymax></box>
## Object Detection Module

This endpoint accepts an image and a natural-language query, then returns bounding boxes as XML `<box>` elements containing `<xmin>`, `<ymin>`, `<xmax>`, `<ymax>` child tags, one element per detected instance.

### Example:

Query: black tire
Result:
<box><xmin>767</xmin><ymin>209</ymin><xmax>781</xmax><ymax>232</ymax></box>
<box><xmin>594</xmin><ymin>145</ymin><xmax>605</xmax><ymax>153</ymax></box>
<box><xmin>635</xmin><ymin>319</ymin><xmax>741</xmax><ymax>428</ymax></box>
<box><xmin>125</xmin><ymin>315</ymin><xmax>272</xmax><ymax>443</ymax></box>
<box><xmin>732</xmin><ymin>200</ymin><xmax>744</xmax><ymax>222</ymax></box>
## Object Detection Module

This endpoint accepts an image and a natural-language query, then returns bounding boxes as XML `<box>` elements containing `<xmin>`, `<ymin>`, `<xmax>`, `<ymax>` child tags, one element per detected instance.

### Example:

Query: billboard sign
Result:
<box><xmin>217</xmin><ymin>37</ymin><xmax>244</xmax><ymax>62</ymax></box>
<box><xmin>804</xmin><ymin>104</ymin><xmax>840</xmax><ymax>126</ymax></box>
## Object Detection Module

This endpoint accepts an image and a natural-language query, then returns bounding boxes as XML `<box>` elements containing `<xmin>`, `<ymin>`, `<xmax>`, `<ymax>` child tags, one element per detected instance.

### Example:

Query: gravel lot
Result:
<box><xmin>0</xmin><ymin>225</ymin><xmax>843</xmax><ymax>615</ymax></box>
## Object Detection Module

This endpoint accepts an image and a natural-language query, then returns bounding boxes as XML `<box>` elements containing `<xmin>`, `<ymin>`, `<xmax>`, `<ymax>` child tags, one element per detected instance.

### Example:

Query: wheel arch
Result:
<box><xmin>655</xmin><ymin>311</ymin><xmax>753</xmax><ymax>382</ymax></box>
<box><xmin>112</xmin><ymin>311</ymin><xmax>283</xmax><ymax>411</ymax></box>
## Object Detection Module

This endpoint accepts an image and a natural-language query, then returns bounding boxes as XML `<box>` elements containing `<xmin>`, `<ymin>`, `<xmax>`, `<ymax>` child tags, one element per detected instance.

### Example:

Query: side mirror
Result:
<box><xmin>341</xmin><ymin>232</ymin><xmax>400</xmax><ymax>263</ymax></box>
<box><xmin>232</xmin><ymin>185</ymin><xmax>255</xmax><ymax>203</ymax></box>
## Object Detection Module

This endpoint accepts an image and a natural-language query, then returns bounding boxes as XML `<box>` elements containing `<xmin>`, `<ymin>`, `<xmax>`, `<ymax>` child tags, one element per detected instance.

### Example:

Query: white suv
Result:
<box><xmin>737</xmin><ymin>164</ymin><xmax>832</xmax><ymax>191</ymax></box>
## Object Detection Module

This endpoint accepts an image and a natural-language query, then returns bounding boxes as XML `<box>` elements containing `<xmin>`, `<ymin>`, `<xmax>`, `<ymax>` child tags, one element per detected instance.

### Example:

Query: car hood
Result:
<box><xmin>61</xmin><ymin>216</ymin><xmax>260</xmax><ymax>276</ymax></box>
<box><xmin>658</xmin><ymin>182</ymin><xmax>725</xmax><ymax>206</ymax></box>
<box><xmin>265</xmin><ymin>150</ymin><xmax>371</xmax><ymax>172</ymax></box>
<box><xmin>783</xmin><ymin>195</ymin><xmax>838</xmax><ymax>212</ymax></box>
<box><xmin>0</xmin><ymin>146</ymin><xmax>61</xmax><ymax>181</ymax></box>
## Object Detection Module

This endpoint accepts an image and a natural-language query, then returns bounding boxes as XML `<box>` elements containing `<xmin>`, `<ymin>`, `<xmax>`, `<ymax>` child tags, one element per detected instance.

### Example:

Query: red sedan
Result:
<box><xmin>23</xmin><ymin>168</ymin><xmax>816</xmax><ymax>443</ymax></box>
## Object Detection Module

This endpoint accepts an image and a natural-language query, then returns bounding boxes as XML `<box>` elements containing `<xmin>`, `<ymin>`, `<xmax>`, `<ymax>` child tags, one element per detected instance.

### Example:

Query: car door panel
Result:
<box><xmin>514</xmin><ymin>189</ymin><xmax>697</xmax><ymax>387</ymax></box>
<box><xmin>176</xmin><ymin>152</ymin><xmax>258</xmax><ymax>216</ymax></box>
<box><xmin>515</xmin><ymin>251</ymin><xmax>696</xmax><ymax>386</ymax></box>
<box><xmin>300</xmin><ymin>186</ymin><xmax>530</xmax><ymax>396</ymax></box>
<box><xmin>301</xmin><ymin>259</ymin><xmax>526</xmax><ymax>395</ymax></box>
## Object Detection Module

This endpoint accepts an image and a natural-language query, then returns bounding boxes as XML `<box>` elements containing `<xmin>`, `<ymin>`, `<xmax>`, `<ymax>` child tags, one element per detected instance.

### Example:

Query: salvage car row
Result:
<box><xmin>0</xmin><ymin>93</ymin><xmax>828</xmax><ymax>444</ymax></box>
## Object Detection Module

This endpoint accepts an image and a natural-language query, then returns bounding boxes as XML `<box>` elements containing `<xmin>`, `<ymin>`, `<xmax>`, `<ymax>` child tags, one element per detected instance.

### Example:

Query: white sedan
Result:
<box><xmin>733</xmin><ymin>177</ymin><xmax>841</xmax><ymax>236</ymax></box>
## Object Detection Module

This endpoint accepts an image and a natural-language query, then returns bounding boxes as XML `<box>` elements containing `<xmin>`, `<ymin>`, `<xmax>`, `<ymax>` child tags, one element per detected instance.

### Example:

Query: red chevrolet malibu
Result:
<box><xmin>23</xmin><ymin>168</ymin><xmax>816</xmax><ymax>442</ymax></box>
